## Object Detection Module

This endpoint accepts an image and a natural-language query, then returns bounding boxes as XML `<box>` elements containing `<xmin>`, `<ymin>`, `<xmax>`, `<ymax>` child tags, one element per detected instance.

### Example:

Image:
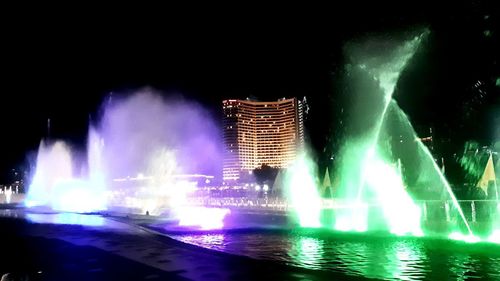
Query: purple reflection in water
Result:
<box><xmin>26</xmin><ymin>213</ymin><xmax>105</xmax><ymax>226</ymax></box>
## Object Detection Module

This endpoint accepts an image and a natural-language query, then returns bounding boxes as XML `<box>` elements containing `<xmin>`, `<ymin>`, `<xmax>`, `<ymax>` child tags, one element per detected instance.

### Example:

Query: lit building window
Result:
<box><xmin>222</xmin><ymin>98</ymin><xmax>305</xmax><ymax>181</ymax></box>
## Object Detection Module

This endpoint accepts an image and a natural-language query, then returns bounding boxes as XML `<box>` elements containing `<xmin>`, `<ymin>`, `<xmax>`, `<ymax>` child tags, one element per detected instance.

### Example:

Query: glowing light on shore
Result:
<box><xmin>448</xmin><ymin>232</ymin><xmax>481</xmax><ymax>243</ymax></box>
<box><xmin>177</xmin><ymin>207</ymin><xmax>230</xmax><ymax>230</ymax></box>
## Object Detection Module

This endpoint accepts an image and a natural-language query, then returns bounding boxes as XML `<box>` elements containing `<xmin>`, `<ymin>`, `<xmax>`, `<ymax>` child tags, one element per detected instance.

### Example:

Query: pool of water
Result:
<box><xmin>167</xmin><ymin>228</ymin><xmax>500</xmax><ymax>280</ymax></box>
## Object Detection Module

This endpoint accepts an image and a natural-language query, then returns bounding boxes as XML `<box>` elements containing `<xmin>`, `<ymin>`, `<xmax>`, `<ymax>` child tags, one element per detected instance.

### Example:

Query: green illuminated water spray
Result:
<box><xmin>286</xmin><ymin>152</ymin><xmax>322</xmax><ymax>227</ymax></box>
<box><xmin>389</xmin><ymin>102</ymin><xmax>474</xmax><ymax>236</ymax></box>
<box><xmin>333</xmin><ymin>30</ymin><xmax>474</xmax><ymax>237</ymax></box>
<box><xmin>286</xmin><ymin>30</ymin><xmax>477</xmax><ymax>239</ymax></box>
<box><xmin>334</xmin><ymin>32</ymin><xmax>429</xmax><ymax>234</ymax></box>
<box><xmin>357</xmin><ymin>32</ymin><xmax>429</xmax><ymax>200</ymax></box>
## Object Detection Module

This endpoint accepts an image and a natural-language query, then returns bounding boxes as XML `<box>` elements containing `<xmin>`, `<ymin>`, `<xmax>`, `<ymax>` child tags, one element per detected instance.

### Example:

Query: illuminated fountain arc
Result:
<box><xmin>325</xmin><ymin>30</ymin><xmax>475</xmax><ymax>238</ymax></box>
<box><xmin>333</xmin><ymin>32</ymin><xmax>430</xmax><ymax>234</ymax></box>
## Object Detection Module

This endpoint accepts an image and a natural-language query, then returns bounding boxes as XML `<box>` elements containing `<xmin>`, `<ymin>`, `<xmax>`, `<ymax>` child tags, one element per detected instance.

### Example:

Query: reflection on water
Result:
<box><xmin>26</xmin><ymin>213</ymin><xmax>105</xmax><ymax>226</ymax></box>
<box><xmin>391</xmin><ymin>241</ymin><xmax>426</xmax><ymax>280</ymax></box>
<box><xmin>169</xmin><ymin>230</ymin><xmax>500</xmax><ymax>280</ymax></box>
<box><xmin>179</xmin><ymin>234</ymin><xmax>226</xmax><ymax>249</ymax></box>
<box><xmin>289</xmin><ymin>237</ymin><xmax>324</xmax><ymax>269</ymax></box>
<box><xmin>449</xmin><ymin>255</ymin><xmax>479</xmax><ymax>280</ymax></box>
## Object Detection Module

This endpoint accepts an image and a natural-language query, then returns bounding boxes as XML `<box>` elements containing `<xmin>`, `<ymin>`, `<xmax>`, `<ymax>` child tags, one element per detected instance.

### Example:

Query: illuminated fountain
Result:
<box><xmin>4</xmin><ymin>187</ymin><xmax>12</xmax><ymax>204</ymax></box>
<box><xmin>98</xmin><ymin>91</ymin><xmax>227</xmax><ymax>228</ymax></box>
<box><xmin>25</xmin><ymin>132</ymin><xmax>107</xmax><ymax>213</ymax></box>
<box><xmin>330</xmin><ymin>32</ymin><xmax>431</xmax><ymax>236</ymax></box>
<box><xmin>285</xmin><ymin>153</ymin><xmax>322</xmax><ymax>228</ymax></box>
<box><xmin>284</xmin><ymin>31</ymin><xmax>499</xmax><ymax>244</ymax></box>
<box><xmin>25</xmin><ymin>90</ymin><xmax>228</xmax><ymax>229</ymax></box>
<box><xmin>26</xmin><ymin>141</ymin><xmax>74</xmax><ymax>208</ymax></box>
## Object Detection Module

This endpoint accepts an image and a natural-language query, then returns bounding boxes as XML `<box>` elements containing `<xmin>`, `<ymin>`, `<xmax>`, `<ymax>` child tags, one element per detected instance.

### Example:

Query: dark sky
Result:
<box><xmin>1</xmin><ymin>2</ymin><xmax>499</xmax><ymax>182</ymax></box>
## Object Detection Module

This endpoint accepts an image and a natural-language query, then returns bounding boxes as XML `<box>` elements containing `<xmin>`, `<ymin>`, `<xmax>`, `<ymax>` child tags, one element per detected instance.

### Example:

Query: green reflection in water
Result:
<box><xmin>448</xmin><ymin>255</ymin><xmax>481</xmax><ymax>280</ymax></box>
<box><xmin>391</xmin><ymin>240</ymin><xmax>426</xmax><ymax>281</ymax></box>
<box><xmin>333</xmin><ymin>241</ymin><xmax>381</xmax><ymax>278</ymax></box>
<box><xmin>168</xmin><ymin>230</ymin><xmax>500</xmax><ymax>280</ymax></box>
<box><xmin>289</xmin><ymin>237</ymin><xmax>324</xmax><ymax>269</ymax></box>
<box><xmin>332</xmin><ymin>239</ymin><xmax>427</xmax><ymax>280</ymax></box>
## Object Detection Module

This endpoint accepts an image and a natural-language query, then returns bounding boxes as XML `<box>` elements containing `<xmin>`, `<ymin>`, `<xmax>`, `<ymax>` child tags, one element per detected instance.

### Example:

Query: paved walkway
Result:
<box><xmin>0</xmin><ymin>210</ymin><xmax>373</xmax><ymax>281</ymax></box>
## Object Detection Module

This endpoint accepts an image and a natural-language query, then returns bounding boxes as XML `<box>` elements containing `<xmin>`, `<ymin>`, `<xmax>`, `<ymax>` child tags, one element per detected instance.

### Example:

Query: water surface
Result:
<box><xmin>168</xmin><ymin>229</ymin><xmax>500</xmax><ymax>280</ymax></box>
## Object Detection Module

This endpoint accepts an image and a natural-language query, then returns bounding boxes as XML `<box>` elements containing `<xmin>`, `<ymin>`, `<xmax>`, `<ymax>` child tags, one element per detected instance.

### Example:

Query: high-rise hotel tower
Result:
<box><xmin>222</xmin><ymin>98</ymin><xmax>305</xmax><ymax>181</ymax></box>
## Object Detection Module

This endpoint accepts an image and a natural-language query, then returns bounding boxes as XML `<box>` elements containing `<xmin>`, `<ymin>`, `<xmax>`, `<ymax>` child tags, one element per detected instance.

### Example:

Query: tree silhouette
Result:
<box><xmin>253</xmin><ymin>164</ymin><xmax>280</xmax><ymax>184</ymax></box>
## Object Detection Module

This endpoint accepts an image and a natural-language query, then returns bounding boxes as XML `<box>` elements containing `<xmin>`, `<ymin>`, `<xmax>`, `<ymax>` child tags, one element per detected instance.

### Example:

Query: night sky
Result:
<box><xmin>1</xmin><ymin>3</ymin><xmax>498</xmax><ymax>182</ymax></box>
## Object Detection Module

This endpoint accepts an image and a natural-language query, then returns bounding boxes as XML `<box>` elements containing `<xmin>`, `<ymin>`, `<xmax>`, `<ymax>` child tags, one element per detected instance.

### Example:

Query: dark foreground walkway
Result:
<box><xmin>0</xmin><ymin>211</ymin><xmax>374</xmax><ymax>281</ymax></box>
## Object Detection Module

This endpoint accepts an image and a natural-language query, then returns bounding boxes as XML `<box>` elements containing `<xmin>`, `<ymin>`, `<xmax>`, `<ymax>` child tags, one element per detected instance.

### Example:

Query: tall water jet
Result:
<box><xmin>384</xmin><ymin>102</ymin><xmax>473</xmax><ymax>236</ymax></box>
<box><xmin>80</xmin><ymin>126</ymin><xmax>107</xmax><ymax>212</ymax></box>
<box><xmin>88</xmin><ymin>126</ymin><xmax>106</xmax><ymax>187</ymax></box>
<box><xmin>26</xmin><ymin>125</ymin><xmax>109</xmax><ymax>213</ymax></box>
<box><xmin>362</xmin><ymin>151</ymin><xmax>423</xmax><ymax>236</ymax></box>
<box><xmin>333</xmin><ymin>32</ymin><xmax>428</xmax><ymax>234</ymax></box>
<box><xmin>25</xmin><ymin>141</ymin><xmax>74</xmax><ymax>208</ymax></box>
<box><xmin>285</xmin><ymin>152</ymin><xmax>322</xmax><ymax>228</ymax></box>
<box><xmin>329</xmin><ymin>30</ymin><xmax>477</xmax><ymax>238</ymax></box>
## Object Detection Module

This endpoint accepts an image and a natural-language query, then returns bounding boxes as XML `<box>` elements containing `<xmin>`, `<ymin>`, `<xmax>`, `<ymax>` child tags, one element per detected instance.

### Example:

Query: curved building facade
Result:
<box><xmin>222</xmin><ymin>98</ymin><xmax>304</xmax><ymax>181</ymax></box>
